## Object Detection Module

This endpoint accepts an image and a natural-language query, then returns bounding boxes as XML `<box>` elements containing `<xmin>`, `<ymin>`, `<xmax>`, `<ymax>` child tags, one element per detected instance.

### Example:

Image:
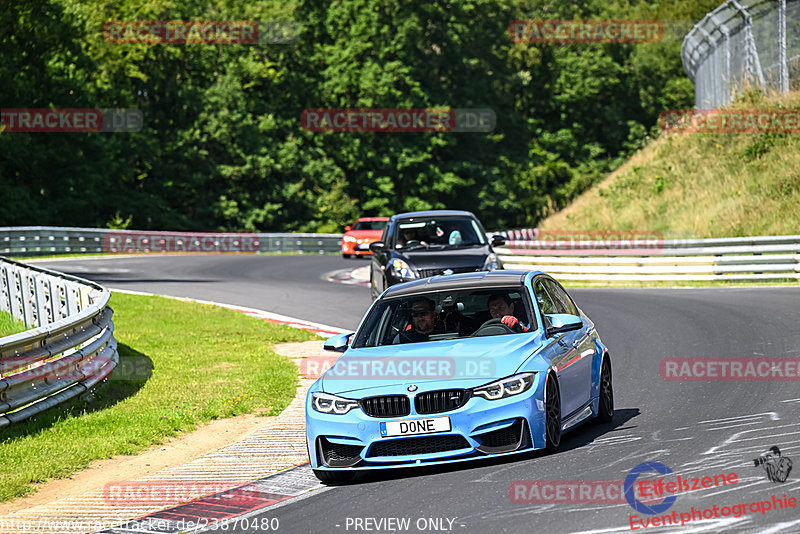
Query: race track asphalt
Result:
<box><xmin>33</xmin><ymin>255</ymin><xmax>800</xmax><ymax>534</ymax></box>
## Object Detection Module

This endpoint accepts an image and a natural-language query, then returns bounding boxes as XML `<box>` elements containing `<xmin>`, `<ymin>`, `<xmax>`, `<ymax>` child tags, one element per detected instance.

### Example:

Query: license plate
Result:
<box><xmin>355</xmin><ymin>243</ymin><xmax>369</xmax><ymax>250</ymax></box>
<box><xmin>380</xmin><ymin>417</ymin><xmax>451</xmax><ymax>437</ymax></box>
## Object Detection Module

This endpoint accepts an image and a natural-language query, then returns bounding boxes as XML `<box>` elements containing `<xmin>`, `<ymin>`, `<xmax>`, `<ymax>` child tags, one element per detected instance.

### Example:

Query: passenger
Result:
<box><xmin>447</xmin><ymin>227</ymin><xmax>463</xmax><ymax>245</ymax></box>
<box><xmin>394</xmin><ymin>297</ymin><xmax>437</xmax><ymax>343</ymax></box>
<box><xmin>487</xmin><ymin>293</ymin><xmax>529</xmax><ymax>333</ymax></box>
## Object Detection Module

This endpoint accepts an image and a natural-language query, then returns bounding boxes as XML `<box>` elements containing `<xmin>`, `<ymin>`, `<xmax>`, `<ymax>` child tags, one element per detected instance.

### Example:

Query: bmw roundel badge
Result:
<box><xmin>408</xmin><ymin>384</ymin><xmax>418</xmax><ymax>392</ymax></box>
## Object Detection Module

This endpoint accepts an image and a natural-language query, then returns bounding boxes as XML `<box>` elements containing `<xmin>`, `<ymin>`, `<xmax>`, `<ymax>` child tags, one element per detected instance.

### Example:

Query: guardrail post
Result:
<box><xmin>6</xmin><ymin>268</ymin><xmax>22</xmax><ymax>323</ymax></box>
<box><xmin>19</xmin><ymin>268</ymin><xmax>35</xmax><ymax>327</ymax></box>
<box><xmin>34</xmin><ymin>276</ymin><xmax>49</xmax><ymax>328</ymax></box>
<box><xmin>779</xmin><ymin>0</ymin><xmax>788</xmax><ymax>93</ymax></box>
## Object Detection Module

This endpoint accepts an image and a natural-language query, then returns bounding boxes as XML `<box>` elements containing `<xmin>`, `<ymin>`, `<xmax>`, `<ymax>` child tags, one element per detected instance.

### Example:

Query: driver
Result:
<box><xmin>398</xmin><ymin>227</ymin><xmax>427</xmax><ymax>248</ymax></box>
<box><xmin>487</xmin><ymin>294</ymin><xmax>529</xmax><ymax>333</ymax></box>
<box><xmin>394</xmin><ymin>297</ymin><xmax>437</xmax><ymax>343</ymax></box>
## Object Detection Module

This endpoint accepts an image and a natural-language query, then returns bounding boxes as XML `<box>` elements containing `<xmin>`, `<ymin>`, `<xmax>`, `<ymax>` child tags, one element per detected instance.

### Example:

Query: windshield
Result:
<box><xmin>352</xmin><ymin>220</ymin><xmax>388</xmax><ymax>231</ymax></box>
<box><xmin>393</xmin><ymin>217</ymin><xmax>486</xmax><ymax>250</ymax></box>
<box><xmin>352</xmin><ymin>287</ymin><xmax>536</xmax><ymax>348</ymax></box>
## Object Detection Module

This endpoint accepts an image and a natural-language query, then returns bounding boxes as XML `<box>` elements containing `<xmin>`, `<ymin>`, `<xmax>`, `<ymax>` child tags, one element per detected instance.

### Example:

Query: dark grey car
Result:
<box><xmin>369</xmin><ymin>210</ymin><xmax>506</xmax><ymax>299</ymax></box>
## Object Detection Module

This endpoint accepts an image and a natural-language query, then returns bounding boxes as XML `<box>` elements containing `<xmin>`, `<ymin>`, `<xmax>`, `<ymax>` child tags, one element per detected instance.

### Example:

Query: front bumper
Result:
<box><xmin>306</xmin><ymin>376</ymin><xmax>545</xmax><ymax>471</ymax></box>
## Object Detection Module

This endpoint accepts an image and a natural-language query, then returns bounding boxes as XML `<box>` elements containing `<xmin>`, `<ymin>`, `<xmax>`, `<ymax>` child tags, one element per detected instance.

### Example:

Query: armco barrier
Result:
<box><xmin>497</xmin><ymin>234</ymin><xmax>800</xmax><ymax>281</ymax></box>
<box><xmin>2</xmin><ymin>226</ymin><xmax>798</xmax><ymax>282</ymax></box>
<box><xmin>0</xmin><ymin>256</ymin><xmax>117</xmax><ymax>427</ymax></box>
<box><xmin>0</xmin><ymin>226</ymin><xmax>342</xmax><ymax>256</ymax></box>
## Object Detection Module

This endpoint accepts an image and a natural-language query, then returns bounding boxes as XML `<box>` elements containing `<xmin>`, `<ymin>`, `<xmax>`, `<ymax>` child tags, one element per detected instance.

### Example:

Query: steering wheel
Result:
<box><xmin>471</xmin><ymin>318</ymin><xmax>515</xmax><ymax>337</ymax></box>
<box><xmin>403</xmin><ymin>239</ymin><xmax>421</xmax><ymax>247</ymax></box>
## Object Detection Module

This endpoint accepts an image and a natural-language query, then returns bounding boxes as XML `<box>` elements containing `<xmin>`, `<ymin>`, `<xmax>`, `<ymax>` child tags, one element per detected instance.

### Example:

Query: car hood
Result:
<box><xmin>400</xmin><ymin>246</ymin><xmax>490</xmax><ymax>270</ymax></box>
<box><xmin>321</xmin><ymin>334</ymin><xmax>544</xmax><ymax>395</ymax></box>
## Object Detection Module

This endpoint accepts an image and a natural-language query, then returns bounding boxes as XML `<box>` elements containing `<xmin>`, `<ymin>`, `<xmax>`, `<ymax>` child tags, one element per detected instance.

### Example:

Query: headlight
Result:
<box><xmin>472</xmin><ymin>373</ymin><xmax>534</xmax><ymax>400</ymax></box>
<box><xmin>482</xmin><ymin>253</ymin><xmax>498</xmax><ymax>271</ymax></box>
<box><xmin>312</xmin><ymin>392</ymin><xmax>360</xmax><ymax>414</ymax></box>
<box><xmin>343</xmin><ymin>235</ymin><xmax>357</xmax><ymax>242</ymax></box>
<box><xmin>390</xmin><ymin>259</ymin><xmax>417</xmax><ymax>279</ymax></box>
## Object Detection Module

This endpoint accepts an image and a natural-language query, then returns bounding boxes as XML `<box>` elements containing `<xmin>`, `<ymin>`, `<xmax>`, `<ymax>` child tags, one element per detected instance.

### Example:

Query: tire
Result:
<box><xmin>313</xmin><ymin>469</ymin><xmax>356</xmax><ymax>484</ymax></box>
<box><xmin>370</xmin><ymin>271</ymin><xmax>379</xmax><ymax>300</ymax></box>
<box><xmin>596</xmin><ymin>358</ymin><xmax>614</xmax><ymax>423</ymax></box>
<box><xmin>342</xmin><ymin>253</ymin><xmax>352</xmax><ymax>259</ymax></box>
<box><xmin>545</xmin><ymin>374</ymin><xmax>561</xmax><ymax>452</ymax></box>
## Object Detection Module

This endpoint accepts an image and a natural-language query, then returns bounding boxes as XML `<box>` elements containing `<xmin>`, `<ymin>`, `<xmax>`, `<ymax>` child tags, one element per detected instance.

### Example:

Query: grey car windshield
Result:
<box><xmin>352</xmin><ymin>287</ymin><xmax>536</xmax><ymax>348</ymax></box>
<box><xmin>394</xmin><ymin>217</ymin><xmax>485</xmax><ymax>250</ymax></box>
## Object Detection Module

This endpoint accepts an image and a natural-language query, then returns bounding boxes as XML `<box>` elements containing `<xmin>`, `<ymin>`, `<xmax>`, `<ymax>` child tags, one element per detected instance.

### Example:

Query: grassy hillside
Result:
<box><xmin>539</xmin><ymin>90</ymin><xmax>800</xmax><ymax>238</ymax></box>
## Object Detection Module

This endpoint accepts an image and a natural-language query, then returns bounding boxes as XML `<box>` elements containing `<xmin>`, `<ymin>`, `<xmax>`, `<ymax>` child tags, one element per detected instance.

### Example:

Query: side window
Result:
<box><xmin>544</xmin><ymin>279</ymin><xmax>579</xmax><ymax>316</ymax></box>
<box><xmin>533</xmin><ymin>280</ymin><xmax>557</xmax><ymax>316</ymax></box>
<box><xmin>380</xmin><ymin>225</ymin><xmax>389</xmax><ymax>245</ymax></box>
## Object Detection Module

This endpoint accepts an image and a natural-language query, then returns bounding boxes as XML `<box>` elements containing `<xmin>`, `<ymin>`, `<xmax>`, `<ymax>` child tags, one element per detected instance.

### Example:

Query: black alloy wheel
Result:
<box><xmin>545</xmin><ymin>374</ymin><xmax>561</xmax><ymax>452</ymax></box>
<box><xmin>596</xmin><ymin>359</ymin><xmax>614</xmax><ymax>423</ymax></box>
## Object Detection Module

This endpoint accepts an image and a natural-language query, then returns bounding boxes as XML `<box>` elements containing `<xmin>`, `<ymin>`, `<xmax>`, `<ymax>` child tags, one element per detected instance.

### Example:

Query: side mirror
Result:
<box><xmin>544</xmin><ymin>314</ymin><xmax>582</xmax><ymax>337</ymax></box>
<box><xmin>491</xmin><ymin>234</ymin><xmax>506</xmax><ymax>247</ymax></box>
<box><xmin>369</xmin><ymin>241</ymin><xmax>385</xmax><ymax>252</ymax></box>
<box><xmin>344</xmin><ymin>225</ymin><xmax>352</xmax><ymax>232</ymax></box>
<box><xmin>323</xmin><ymin>333</ymin><xmax>354</xmax><ymax>352</ymax></box>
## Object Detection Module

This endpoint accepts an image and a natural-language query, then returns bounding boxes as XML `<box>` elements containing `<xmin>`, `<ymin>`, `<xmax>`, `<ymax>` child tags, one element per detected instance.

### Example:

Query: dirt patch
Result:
<box><xmin>0</xmin><ymin>340</ymin><xmax>325</xmax><ymax>516</ymax></box>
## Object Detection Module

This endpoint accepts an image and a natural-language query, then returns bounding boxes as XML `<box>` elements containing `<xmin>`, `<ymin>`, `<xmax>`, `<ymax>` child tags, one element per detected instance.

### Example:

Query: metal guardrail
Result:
<box><xmin>0</xmin><ymin>227</ymin><xmax>342</xmax><ymax>256</ymax></box>
<box><xmin>497</xmin><ymin>234</ymin><xmax>800</xmax><ymax>281</ymax></box>
<box><xmin>682</xmin><ymin>0</ymin><xmax>800</xmax><ymax>109</ymax></box>
<box><xmin>2</xmin><ymin>226</ymin><xmax>798</xmax><ymax>281</ymax></box>
<box><xmin>0</xmin><ymin>257</ymin><xmax>118</xmax><ymax>427</ymax></box>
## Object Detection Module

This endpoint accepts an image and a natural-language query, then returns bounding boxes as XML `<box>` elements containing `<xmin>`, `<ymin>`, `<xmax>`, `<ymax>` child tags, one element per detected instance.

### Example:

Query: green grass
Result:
<box><xmin>0</xmin><ymin>292</ymin><xmax>318</xmax><ymax>502</ymax></box>
<box><xmin>0</xmin><ymin>311</ymin><xmax>27</xmax><ymax>337</ymax></box>
<box><xmin>540</xmin><ymin>89</ymin><xmax>800</xmax><ymax>238</ymax></box>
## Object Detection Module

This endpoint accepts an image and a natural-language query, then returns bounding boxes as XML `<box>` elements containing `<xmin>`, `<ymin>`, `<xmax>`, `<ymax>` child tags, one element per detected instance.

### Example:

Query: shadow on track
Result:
<box><xmin>331</xmin><ymin>408</ymin><xmax>640</xmax><ymax>486</ymax></box>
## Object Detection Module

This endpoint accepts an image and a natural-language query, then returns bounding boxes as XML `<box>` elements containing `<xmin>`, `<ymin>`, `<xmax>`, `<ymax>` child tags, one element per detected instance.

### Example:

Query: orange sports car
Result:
<box><xmin>341</xmin><ymin>217</ymin><xmax>390</xmax><ymax>258</ymax></box>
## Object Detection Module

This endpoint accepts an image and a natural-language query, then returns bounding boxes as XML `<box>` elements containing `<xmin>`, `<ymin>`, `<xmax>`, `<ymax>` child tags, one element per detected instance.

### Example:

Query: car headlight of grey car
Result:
<box><xmin>390</xmin><ymin>259</ymin><xmax>417</xmax><ymax>279</ymax></box>
<box><xmin>482</xmin><ymin>252</ymin><xmax>499</xmax><ymax>271</ymax></box>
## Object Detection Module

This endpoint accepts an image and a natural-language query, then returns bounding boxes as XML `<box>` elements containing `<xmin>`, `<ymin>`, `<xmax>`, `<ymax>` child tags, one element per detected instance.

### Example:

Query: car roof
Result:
<box><xmin>382</xmin><ymin>270</ymin><xmax>544</xmax><ymax>298</ymax></box>
<box><xmin>390</xmin><ymin>210</ymin><xmax>475</xmax><ymax>222</ymax></box>
<box><xmin>354</xmin><ymin>216</ymin><xmax>390</xmax><ymax>221</ymax></box>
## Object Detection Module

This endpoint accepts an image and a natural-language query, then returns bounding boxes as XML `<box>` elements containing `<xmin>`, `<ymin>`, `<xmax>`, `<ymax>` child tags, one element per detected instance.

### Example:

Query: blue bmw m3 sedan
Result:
<box><xmin>306</xmin><ymin>270</ymin><xmax>613</xmax><ymax>483</ymax></box>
